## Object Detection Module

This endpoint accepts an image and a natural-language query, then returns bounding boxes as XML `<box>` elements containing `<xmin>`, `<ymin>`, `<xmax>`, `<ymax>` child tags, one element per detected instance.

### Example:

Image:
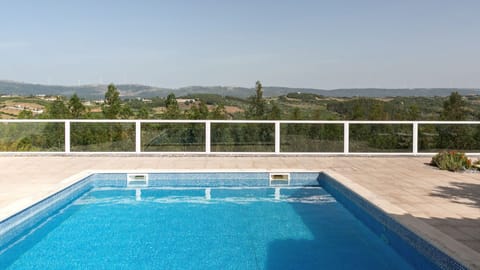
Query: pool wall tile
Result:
<box><xmin>0</xmin><ymin>178</ymin><xmax>93</xmax><ymax>250</ymax></box>
<box><xmin>289</xmin><ymin>172</ymin><xmax>322</xmax><ymax>186</ymax></box>
<box><xmin>148</xmin><ymin>172</ymin><xmax>270</xmax><ymax>187</ymax></box>
<box><xmin>86</xmin><ymin>172</ymin><xmax>322</xmax><ymax>188</ymax></box>
<box><xmin>92</xmin><ymin>173</ymin><xmax>126</xmax><ymax>187</ymax></box>
<box><xmin>320</xmin><ymin>172</ymin><xmax>467</xmax><ymax>270</ymax></box>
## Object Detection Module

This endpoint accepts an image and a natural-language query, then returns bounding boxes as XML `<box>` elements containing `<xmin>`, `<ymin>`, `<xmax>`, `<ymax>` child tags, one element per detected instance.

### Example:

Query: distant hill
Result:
<box><xmin>0</xmin><ymin>80</ymin><xmax>478</xmax><ymax>99</ymax></box>
<box><xmin>264</xmin><ymin>87</ymin><xmax>480</xmax><ymax>98</ymax></box>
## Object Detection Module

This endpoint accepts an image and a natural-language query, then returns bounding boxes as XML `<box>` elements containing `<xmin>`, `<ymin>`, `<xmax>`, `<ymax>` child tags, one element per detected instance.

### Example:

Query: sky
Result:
<box><xmin>0</xmin><ymin>0</ymin><xmax>479</xmax><ymax>89</ymax></box>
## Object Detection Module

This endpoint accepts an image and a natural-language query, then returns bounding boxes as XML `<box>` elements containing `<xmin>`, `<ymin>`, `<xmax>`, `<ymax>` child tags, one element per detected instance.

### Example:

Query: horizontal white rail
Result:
<box><xmin>1</xmin><ymin>120</ymin><xmax>480</xmax><ymax>155</ymax></box>
<box><xmin>3</xmin><ymin>119</ymin><xmax>480</xmax><ymax>124</ymax></box>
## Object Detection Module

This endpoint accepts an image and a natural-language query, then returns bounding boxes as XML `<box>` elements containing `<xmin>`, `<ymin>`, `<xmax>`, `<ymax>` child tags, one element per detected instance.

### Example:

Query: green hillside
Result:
<box><xmin>1</xmin><ymin>80</ymin><xmax>479</xmax><ymax>99</ymax></box>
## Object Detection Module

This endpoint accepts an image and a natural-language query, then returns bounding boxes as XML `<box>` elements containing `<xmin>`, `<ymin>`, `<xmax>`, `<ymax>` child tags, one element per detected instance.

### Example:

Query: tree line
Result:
<box><xmin>2</xmin><ymin>82</ymin><xmax>479</xmax><ymax>152</ymax></box>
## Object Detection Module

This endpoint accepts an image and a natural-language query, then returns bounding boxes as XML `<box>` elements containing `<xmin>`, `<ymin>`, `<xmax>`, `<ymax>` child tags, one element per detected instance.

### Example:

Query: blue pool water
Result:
<box><xmin>0</xmin><ymin>187</ymin><xmax>416</xmax><ymax>269</ymax></box>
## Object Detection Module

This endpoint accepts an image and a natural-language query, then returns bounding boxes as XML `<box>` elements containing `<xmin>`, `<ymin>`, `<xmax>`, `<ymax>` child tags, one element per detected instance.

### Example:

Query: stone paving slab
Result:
<box><xmin>0</xmin><ymin>156</ymin><xmax>479</xmax><ymax>268</ymax></box>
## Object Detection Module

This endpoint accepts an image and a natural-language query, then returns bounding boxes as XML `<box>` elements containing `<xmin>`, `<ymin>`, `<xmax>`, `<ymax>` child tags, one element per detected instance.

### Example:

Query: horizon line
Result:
<box><xmin>0</xmin><ymin>79</ymin><xmax>478</xmax><ymax>91</ymax></box>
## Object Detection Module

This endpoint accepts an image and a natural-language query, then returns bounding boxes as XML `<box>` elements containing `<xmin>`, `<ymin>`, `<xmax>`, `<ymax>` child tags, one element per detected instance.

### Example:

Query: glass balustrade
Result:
<box><xmin>419</xmin><ymin>124</ymin><xmax>480</xmax><ymax>153</ymax></box>
<box><xmin>349</xmin><ymin>124</ymin><xmax>413</xmax><ymax>153</ymax></box>
<box><xmin>0</xmin><ymin>122</ymin><xmax>64</xmax><ymax>152</ymax></box>
<box><xmin>1</xmin><ymin>120</ymin><xmax>479</xmax><ymax>154</ymax></box>
<box><xmin>70</xmin><ymin>122</ymin><xmax>136</xmax><ymax>152</ymax></box>
<box><xmin>211</xmin><ymin>123</ymin><xmax>275</xmax><ymax>152</ymax></box>
<box><xmin>141</xmin><ymin>123</ymin><xmax>205</xmax><ymax>152</ymax></box>
<box><xmin>280</xmin><ymin>123</ymin><xmax>343</xmax><ymax>152</ymax></box>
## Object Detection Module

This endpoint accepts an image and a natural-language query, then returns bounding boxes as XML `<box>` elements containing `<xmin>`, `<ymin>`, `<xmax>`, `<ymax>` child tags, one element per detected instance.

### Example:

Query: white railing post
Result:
<box><xmin>275</xmin><ymin>121</ymin><xmax>280</xmax><ymax>154</ymax></box>
<box><xmin>412</xmin><ymin>122</ymin><xmax>418</xmax><ymax>155</ymax></box>
<box><xmin>135</xmin><ymin>121</ymin><xmax>141</xmax><ymax>153</ymax></box>
<box><xmin>344</xmin><ymin>122</ymin><xmax>349</xmax><ymax>155</ymax></box>
<box><xmin>64</xmin><ymin>120</ymin><xmax>70</xmax><ymax>153</ymax></box>
<box><xmin>205</xmin><ymin>121</ymin><xmax>211</xmax><ymax>153</ymax></box>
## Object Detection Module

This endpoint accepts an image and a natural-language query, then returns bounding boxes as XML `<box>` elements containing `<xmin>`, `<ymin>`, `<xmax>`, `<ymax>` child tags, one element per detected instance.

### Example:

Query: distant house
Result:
<box><xmin>44</xmin><ymin>96</ymin><xmax>58</xmax><ymax>101</ymax></box>
<box><xmin>5</xmin><ymin>103</ymin><xmax>44</xmax><ymax>115</ymax></box>
<box><xmin>32</xmin><ymin>108</ymin><xmax>44</xmax><ymax>114</ymax></box>
<box><xmin>176</xmin><ymin>98</ymin><xmax>195</xmax><ymax>104</ymax></box>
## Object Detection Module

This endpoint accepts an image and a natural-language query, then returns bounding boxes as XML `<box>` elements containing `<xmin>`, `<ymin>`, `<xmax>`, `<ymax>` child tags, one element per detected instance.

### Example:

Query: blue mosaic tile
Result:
<box><xmin>320</xmin><ymin>172</ymin><xmax>467</xmax><ymax>270</ymax></box>
<box><xmin>0</xmin><ymin>178</ymin><xmax>93</xmax><ymax>250</ymax></box>
<box><xmin>91</xmin><ymin>173</ymin><xmax>126</xmax><ymax>187</ymax></box>
<box><xmin>87</xmin><ymin>172</ymin><xmax>322</xmax><ymax>188</ymax></box>
<box><xmin>148</xmin><ymin>172</ymin><xmax>269</xmax><ymax>187</ymax></box>
<box><xmin>95</xmin><ymin>179</ymin><xmax>126</xmax><ymax>187</ymax></box>
<box><xmin>289</xmin><ymin>172</ymin><xmax>321</xmax><ymax>186</ymax></box>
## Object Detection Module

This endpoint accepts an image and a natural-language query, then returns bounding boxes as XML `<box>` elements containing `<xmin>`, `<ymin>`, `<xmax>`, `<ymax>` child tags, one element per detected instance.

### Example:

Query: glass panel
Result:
<box><xmin>419</xmin><ymin>124</ymin><xmax>480</xmax><ymax>152</ymax></box>
<box><xmin>141</xmin><ymin>123</ymin><xmax>205</xmax><ymax>152</ymax></box>
<box><xmin>349</xmin><ymin>124</ymin><xmax>412</xmax><ymax>152</ymax></box>
<box><xmin>71</xmin><ymin>123</ymin><xmax>135</xmax><ymax>152</ymax></box>
<box><xmin>211</xmin><ymin>123</ymin><xmax>275</xmax><ymax>152</ymax></box>
<box><xmin>0</xmin><ymin>122</ymin><xmax>64</xmax><ymax>152</ymax></box>
<box><xmin>281</xmin><ymin>123</ymin><xmax>343</xmax><ymax>152</ymax></box>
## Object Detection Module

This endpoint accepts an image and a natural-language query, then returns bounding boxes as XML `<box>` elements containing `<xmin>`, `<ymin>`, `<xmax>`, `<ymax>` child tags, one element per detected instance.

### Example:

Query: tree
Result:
<box><xmin>68</xmin><ymin>93</ymin><xmax>86</xmax><ymax>118</ymax></box>
<box><xmin>406</xmin><ymin>104</ymin><xmax>420</xmax><ymax>120</ymax></box>
<box><xmin>370</xmin><ymin>102</ymin><xmax>385</xmax><ymax>120</ymax></box>
<box><xmin>40</xmin><ymin>97</ymin><xmax>68</xmax><ymax>151</ymax></box>
<box><xmin>18</xmin><ymin>110</ymin><xmax>33</xmax><ymax>119</ymax></box>
<box><xmin>441</xmin><ymin>92</ymin><xmax>468</xmax><ymax>120</ymax></box>
<box><xmin>197</xmin><ymin>101</ymin><xmax>209</xmax><ymax>119</ymax></box>
<box><xmin>268</xmin><ymin>102</ymin><xmax>281</xmax><ymax>120</ymax></box>
<box><xmin>119</xmin><ymin>104</ymin><xmax>133</xmax><ymax>119</ymax></box>
<box><xmin>211</xmin><ymin>104</ymin><xmax>228</xmax><ymax>120</ymax></box>
<box><xmin>46</xmin><ymin>97</ymin><xmax>70</xmax><ymax>119</ymax></box>
<box><xmin>164</xmin><ymin>93</ymin><xmax>180</xmax><ymax>119</ymax></box>
<box><xmin>437</xmin><ymin>92</ymin><xmax>473</xmax><ymax>149</ymax></box>
<box><xmin>102</xmin><ymin>84</ymin><xmax>121</xmax><ymax>119</ymax></box>
<box><xmin>311</xmin><ymin>109</ymin><xmax>322</xmax><ymax>120</ymax></box>
<box><xmin>137</xmin><ymin>106</ymin><xmax>150</xmax><ymax>119</ymax></box>
<box><xmin>351</xmin><ymin>102</ymin><xmax>364</xmax><ymax>120</ymax></box>
<box><xmin>247</xmin><ymin>81</ymin><xmax>266</xmax><ymax>119</ymax></box>
<box><xmin>187</xmin><ymin>101</ymin><xmax>209</xmax><ymax>119</ymax></box>
<box><xmin>290</xmin><ymin>107</ymin><xmax>302</xmax><ymax>120</ymax></box>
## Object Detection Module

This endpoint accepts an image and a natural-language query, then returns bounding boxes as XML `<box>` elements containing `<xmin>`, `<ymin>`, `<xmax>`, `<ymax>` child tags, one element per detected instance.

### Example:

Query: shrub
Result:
<box><xmin>431</xmin><ymin>151</ymin><xmax>472</xmax><ymax>172</ymax></box>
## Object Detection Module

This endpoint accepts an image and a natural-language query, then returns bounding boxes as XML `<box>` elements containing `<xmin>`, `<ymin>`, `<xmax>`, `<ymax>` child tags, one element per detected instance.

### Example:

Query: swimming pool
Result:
<box><xmin>0</xmin><ymin>172</ymin><xmax>466</xmax><ymax>269</ymax></box>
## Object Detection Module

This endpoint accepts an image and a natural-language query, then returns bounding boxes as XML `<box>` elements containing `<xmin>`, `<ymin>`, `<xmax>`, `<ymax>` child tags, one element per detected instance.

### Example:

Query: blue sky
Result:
<box><xmin>0</xmin><ymin>0</ymin><xmax>479</xmax><ymax>89</ymax></box>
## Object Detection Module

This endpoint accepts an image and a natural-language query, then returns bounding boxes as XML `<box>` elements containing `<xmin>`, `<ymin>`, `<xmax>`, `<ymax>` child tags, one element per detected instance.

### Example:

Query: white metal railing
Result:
<box><xmin>1</xmin><ymin>119</ymin><xmax>480</xmax><ymax>155</ymax></box>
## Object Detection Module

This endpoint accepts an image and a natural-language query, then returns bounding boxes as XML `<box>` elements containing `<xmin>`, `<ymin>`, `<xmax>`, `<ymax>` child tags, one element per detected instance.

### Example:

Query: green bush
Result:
<box><xmin>431</xmin><ymin>151</ymin><xmax>472</xmax><ymax>172</ymax></box>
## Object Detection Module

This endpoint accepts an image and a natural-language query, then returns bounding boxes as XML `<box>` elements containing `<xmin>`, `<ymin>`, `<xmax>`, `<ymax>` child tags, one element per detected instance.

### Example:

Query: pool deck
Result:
<box><xmin>0</xmin><ymin>156</ymin><xmax>479</xmax><ymax>268</ymax></box>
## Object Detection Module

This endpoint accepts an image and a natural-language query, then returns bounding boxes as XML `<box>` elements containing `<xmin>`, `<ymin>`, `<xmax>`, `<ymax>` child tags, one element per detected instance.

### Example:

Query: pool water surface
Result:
<box><xmin>1</xmin><ymin>187</ymin><xmax>415</xmax><ymax>269</ymax></box>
